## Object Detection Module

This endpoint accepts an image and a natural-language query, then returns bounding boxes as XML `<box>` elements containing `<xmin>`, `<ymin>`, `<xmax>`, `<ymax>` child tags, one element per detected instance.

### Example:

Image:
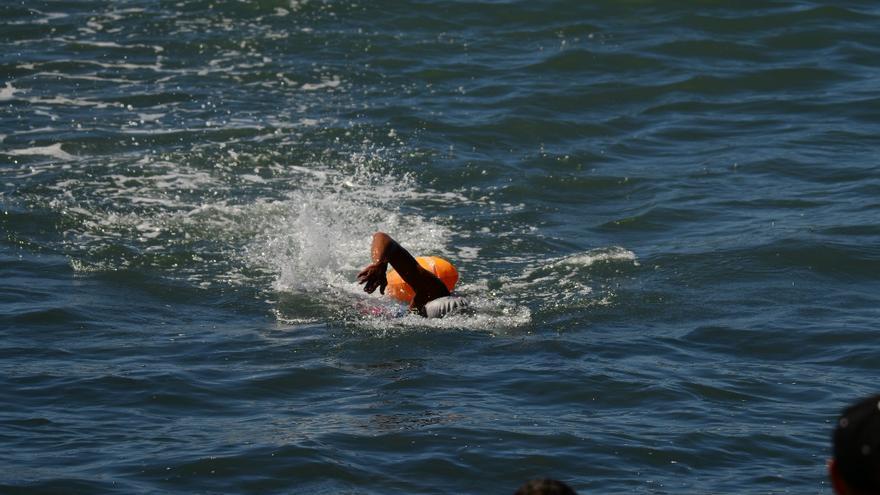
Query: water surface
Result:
<box><xmin>2</xmin><ymin>1</ymin><xmax>880</xmax><ymax>493</ymax></box>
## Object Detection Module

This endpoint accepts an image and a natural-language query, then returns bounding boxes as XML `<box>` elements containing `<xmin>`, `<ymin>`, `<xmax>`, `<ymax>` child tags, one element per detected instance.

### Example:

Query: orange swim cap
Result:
<box><xmin>386</xmin><ymin>256</ymin><xmax>458</xmax><ymax>303</ymax></box>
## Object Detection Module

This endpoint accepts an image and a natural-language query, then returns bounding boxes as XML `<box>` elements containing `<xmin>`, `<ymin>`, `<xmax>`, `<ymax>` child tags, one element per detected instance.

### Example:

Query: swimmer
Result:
<box><xmin>356</xmin><ymin>232</ymin><xmax>470</xmax><ymax>318</ymax></box>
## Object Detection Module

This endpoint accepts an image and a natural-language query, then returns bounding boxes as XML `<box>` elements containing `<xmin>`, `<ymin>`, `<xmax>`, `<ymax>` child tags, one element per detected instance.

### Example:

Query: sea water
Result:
<box><xmin>2</xmin><ymin>1</ymin><xmax>880</xmax><ymax>493</ymax></box>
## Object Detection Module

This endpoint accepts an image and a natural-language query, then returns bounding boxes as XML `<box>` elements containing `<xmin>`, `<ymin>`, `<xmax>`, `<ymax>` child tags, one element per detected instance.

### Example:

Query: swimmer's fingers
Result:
<box><xmin>356</xmin><ymin>268</ymin><xmax>373</xmax><ymax>292</ymax></box>
<box><xmin>356</xmin><ymin>264</ymin><xmax>378</xmax><ymax>284</ymax></box>
<box><xmin>371</xmin><ymin>270</ymin><xmax>387</xmax><ymax>294</ymax></box>
<box><xmin>358</xmin><ymin>273</ymin><xmax>378</xmax><ymax>293</ymax></box>
<box><xmin>360</xmin><ymin>278</ymin><xmax>378</xmax><ymax>294</ymax></box>
<box><xmin>367</xmin><ymin>276</ymin><xmax>386</xmax><ymax>294</ymax></box>
<box><xmin>356</xmin><ymin>263</ymin><xmax>387</xmax><ymax>294</ymax></box>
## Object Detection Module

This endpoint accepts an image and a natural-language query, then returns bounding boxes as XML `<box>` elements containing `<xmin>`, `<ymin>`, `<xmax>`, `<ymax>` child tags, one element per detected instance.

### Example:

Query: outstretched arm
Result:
<box><xmin>356</xmin><ymin>232</ymin><xmax>450</xmax><ymax>313</ymax></box>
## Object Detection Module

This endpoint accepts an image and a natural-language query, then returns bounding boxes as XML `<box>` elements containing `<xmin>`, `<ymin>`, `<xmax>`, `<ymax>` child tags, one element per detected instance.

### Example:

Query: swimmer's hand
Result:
<box><xmin>357</xmin><ymin>262</ymin><xmax>388</xmax><ymax>295</ymax></box>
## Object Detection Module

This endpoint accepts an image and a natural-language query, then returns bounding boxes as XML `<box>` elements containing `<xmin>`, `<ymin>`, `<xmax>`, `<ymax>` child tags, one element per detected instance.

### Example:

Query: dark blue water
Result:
<box><xmin>3</xmin><ymin>1</ymin><xmax>880</xmax><ymax>493</ymax></box>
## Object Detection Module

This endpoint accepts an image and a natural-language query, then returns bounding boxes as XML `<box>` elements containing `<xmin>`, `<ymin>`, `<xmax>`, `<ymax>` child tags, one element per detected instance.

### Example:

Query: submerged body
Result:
<box><xmin>356</xmin><ymin>232</ymin><xmax>470</xmax><ymax>318</ymax></box>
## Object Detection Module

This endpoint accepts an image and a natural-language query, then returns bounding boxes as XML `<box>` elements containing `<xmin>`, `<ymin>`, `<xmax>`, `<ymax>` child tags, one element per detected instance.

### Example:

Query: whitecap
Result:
<box><xmin>552</xmin><ymin>246</ymin><xmax>638</xmax><ymax>267</ymax></box>
<box><xmin>301</xmin><ymin>76</ymin><xmax>342</xmax><ymax>91</ymax></box>
<box><xmin>25</xmin><ymin>95</ymin><xmax>112</xmax><ymax>108</ymax></box>
<box><xmin>5</xmin><ymin>143</ymin><xmax>74</xmax><ymax>160</ymax></box>
<box><xmin>0</xmin><ymin>82</ymin><xmax>18</xmax><ymax>101</ymax></box>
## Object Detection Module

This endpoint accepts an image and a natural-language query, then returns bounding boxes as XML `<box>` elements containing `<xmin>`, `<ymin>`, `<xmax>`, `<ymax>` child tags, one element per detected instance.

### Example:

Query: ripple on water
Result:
<box><xmin>3</xmin><ymin>0</ymin><xmax>880</xmax><ymax>494</ymax></box>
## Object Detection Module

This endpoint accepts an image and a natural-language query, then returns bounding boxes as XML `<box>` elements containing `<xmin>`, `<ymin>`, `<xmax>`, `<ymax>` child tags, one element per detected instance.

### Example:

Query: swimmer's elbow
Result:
<box><xmin>373</xmin><ymin>232</ymin><xmax>395</xmax><ymax>248</ymax></box>
<box><xmin>373</xmin><ymin>232</ymin><xmax>399</xmax><ymax>252</ymax></box>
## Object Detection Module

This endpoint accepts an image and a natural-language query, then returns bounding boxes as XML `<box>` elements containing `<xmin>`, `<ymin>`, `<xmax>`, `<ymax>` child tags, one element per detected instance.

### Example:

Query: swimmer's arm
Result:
<box><xmin>357</xmin><ymin>232</ymin><xmax>449</xmax><ymax>313</ymax></box>
<box><xmin>356</xmin><ymin>232</ymin><xmax>393</xmax><ymax>295</ymax></box>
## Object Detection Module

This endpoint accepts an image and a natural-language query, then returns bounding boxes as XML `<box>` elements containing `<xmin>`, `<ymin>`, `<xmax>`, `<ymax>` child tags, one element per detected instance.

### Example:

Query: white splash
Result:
<box><xmin>486</xmin><ymin>246</ymin><xmax>638</xmax><ymax>313</ymax></box>
<box><xmin>248</xmin><ymin>158</ymin><xmax>453</xmax><ymax>296</ymax></box>
<box><xmin>19</xmin><ymin>137</ymin><xmax>530</xmax><ymax>332</ymax></box>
